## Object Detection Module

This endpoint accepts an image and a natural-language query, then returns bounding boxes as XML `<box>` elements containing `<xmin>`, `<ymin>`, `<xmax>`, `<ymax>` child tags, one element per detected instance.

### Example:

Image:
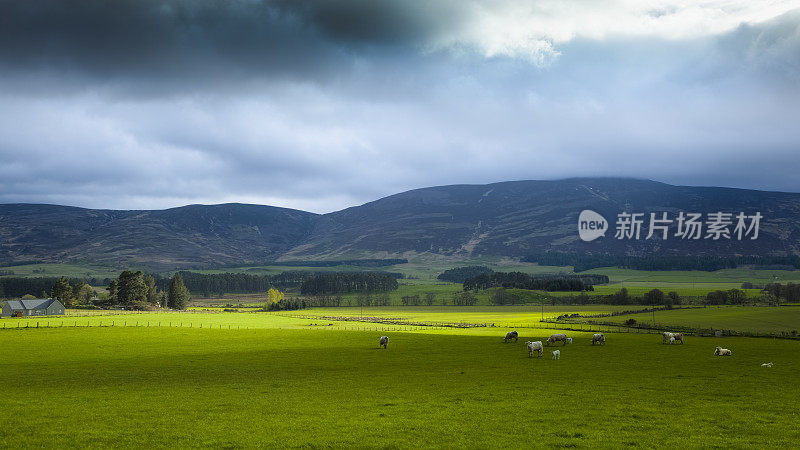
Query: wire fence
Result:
<box><xmin>0</xmin><ymin>320</ymin><xmax>249</xmax><ymax>330</ymax></box>
<box><xmin>2</xmin><ymin>314</ymin><xmax>797</xmax><ymax>340</ymax></box>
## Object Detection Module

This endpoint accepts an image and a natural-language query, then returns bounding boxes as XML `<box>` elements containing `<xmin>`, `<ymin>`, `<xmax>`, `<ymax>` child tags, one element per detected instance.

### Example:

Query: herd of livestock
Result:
<box><xmin>377</xmin><ymin>330</ymin><xmax>753</xmax><ymax>363</ymax></box>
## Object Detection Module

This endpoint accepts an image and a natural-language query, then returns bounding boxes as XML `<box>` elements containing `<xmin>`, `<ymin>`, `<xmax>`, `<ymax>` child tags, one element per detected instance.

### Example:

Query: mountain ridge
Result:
<box><xmin>2</xmin><ymin>178</ymin><xmax>799</xmax><ymax>269</ymax></box>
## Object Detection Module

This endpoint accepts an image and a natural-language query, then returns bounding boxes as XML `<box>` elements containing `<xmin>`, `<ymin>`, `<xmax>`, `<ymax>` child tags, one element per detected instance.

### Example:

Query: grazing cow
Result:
<box><xmin>714</xmin><ymin>346</ymin><xmax>732</xmax><ymax>356</ymax></box>
<box><xmin>566</xmin><ymin>337</ymin><xmax>573</xmax><ymax>344</ymax></box>
<box><xmin>527</xmin><ymin>341</ymin><xmax>543</xmax><ymax>357</ymax></box>
<box><xmin>761</xmin><ymin>362</ymin><xmax>774</xmax><ymax>368</ymax></box>
<box><xmin>505</xmin><ymin>331</ymin><xmax>519</xmax><ymax>343</ymax></box>
<box><xmin>672</xmin><ymin>333</ymin><xmax>684</xmax><ymax>344</ymax></box>
<box><xmin>547</xmin><ymin>333</ymin><xmax>568</xmax><ymax>346</ymax></box>
<box><xmin>551</xmin><ymin>350</ymin><xmax>561</xmax><ymax>360</ymax></box>
<box><xmin>592</xmin><ymin>333</ymin><xmax>605</xmax><ymax>345</ymax></box>
<box><xmin>662</xmin><ymin>332</ymin><xmax>674</xmax><ymax>344</ymax></box>
<box><xmin>379</xmin><ymin>336</ymin><xmax>389</xmax><ymax>348</ymax></box>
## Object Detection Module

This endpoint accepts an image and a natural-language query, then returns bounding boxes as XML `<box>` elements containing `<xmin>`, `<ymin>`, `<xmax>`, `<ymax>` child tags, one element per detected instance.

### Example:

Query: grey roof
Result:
<box><xmin>4</xmin><ymin>298</ymin><xmax>59</xmax><ymax>310</ymax></box>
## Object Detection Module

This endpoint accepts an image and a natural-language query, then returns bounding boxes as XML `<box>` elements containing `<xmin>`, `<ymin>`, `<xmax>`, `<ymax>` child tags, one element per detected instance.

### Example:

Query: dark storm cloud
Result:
<box><xmin>0</xmin><ymin>0</ymin><xmax>466</xmax><ymax>82</ymax></box>
<box><xmin>0</xmin><ymin>0</ymin><xmax>334</xmax><ymax>80</ymax></box>
<box><xmin>277</xmin><ymin>0</ymin><xmax>464</xmax><ymax>44</ymax></box>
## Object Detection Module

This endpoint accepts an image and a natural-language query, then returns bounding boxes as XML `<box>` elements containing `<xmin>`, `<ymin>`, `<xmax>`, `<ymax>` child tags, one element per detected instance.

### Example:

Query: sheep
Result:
<box><xmin>592</xmin><ymin>333</ymin><xmax>605</xmax><ymax>345</ymax></box>
<box><xmin>504</xmin><ymin>331</ymin><xmax>519</xmax><ymax>343</ymax></box>
<box><xmin>379</xmin><ymin>336</ymin><xmax>389</xmax><ymax>349</ymax></box>
<box><xmin>761</xmin><ymin>362</ymin><xmax>774</xmax><ymax>368</ymax></box>
<box><xmin>527</xmin><ymin>341</ymin><xmax>543</xmax><ymax>357</ymax></box>
<box><xmin>662</xmin><ymin>332</ymin><xmax>674</xmax><ymax>344</ymax></box>
<box><xmin>714</xmin><ymin>346</ymin><xmax>732</xmax><ymax>356</ymax></box>
<box><xmin>551</xmin><ymin>350</ymin><xmax>561</xmax><ymax>360</ymax></box>
<box><xmin>672</xmin><ymin>333</ymin><xmax>684</xmax><ymax>344</ymax></box>
<box><xmin>547</xmin><ymin>333</ymin><xmax>568</xmax><ymax>346</ymax></box>
<box><xmin>566</xmin><ymin>337</ymin><xmax>573</xmax><ymax>344</ymax></box>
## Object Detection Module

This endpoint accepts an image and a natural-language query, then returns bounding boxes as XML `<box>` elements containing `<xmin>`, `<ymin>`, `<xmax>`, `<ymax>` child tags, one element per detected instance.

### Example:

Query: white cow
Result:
<box><xmin>379</xmin><ymin>336</ymin><xmax>389</xmax><ymax>348</ymax></box>
<box><xmin>714</xmin><ymin>346</ymin><xmax>732</xmax><ymax>356</ymax></box>
<box><xmin>547</xmin><ymin>333</ymin><xmax>568</xmax><ymax>346</ymax></box>
<box><xmin>527</xmin><ymin>341</ymin><xmax>543</xmax><ymax>357</ymax></box>
<box><xmin>551</xmin><ymin>350</ymin><xmax>561</xmax><ymax>360</ymax></box>
<box><xmin>566</xmin><ymin>337</ymin><xmax>573</xmax><ymax>344</ymax></box>
<box><xmin>761</xmin><ymin>362</ymin><xmax>774</xmax><ymax>368</ymax></box>
<box><xmin>592</xmin><ymin>333</ymin><xmax>605</xmax><ymax>345</ymax></box>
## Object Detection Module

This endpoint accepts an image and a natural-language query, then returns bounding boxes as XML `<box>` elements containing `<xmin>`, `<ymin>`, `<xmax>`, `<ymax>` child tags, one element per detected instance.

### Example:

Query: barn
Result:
<box><xmin>1</xmin><ymin>299</ymin><xmax>65</xmax><ymax>317</ymax></box>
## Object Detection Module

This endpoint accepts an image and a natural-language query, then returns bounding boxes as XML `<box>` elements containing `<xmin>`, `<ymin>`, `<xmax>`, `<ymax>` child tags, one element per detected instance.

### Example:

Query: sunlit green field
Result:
<box><xmin>284</xmin><ymin>305</ymin><xmax>645</xmax><ymax>326</ymax></box>
<box><xmin>1</xmin><ymin>321</ymin><xmax>797</xmax><ymax>448</ymax></box>
<box><xmin>575</xmin><ymin>306</ymin><xmax>800</xmax><ymax>334</ymax></box>
<box><xmin>1</xmin><ymin>306</ymin><xmax>636</xmax><ymax>332</ymax></box>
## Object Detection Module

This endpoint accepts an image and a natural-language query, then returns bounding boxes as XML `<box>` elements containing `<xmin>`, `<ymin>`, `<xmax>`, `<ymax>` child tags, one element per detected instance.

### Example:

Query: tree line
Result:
<box><xmin>154</xmin><ymin>271</ymin><xmax>311</xmax><ymax>297</ymax></box>
<box><xmin>300</xmin><ymin>272</ymin><xmax>399</xmax><ymax>295</ymax></box>
<box><xmin>463</xmin><ymin>272</ymin><xmax>609</xmax><ymax>292</ymax></box>
<box><xmin>0</xmin><ymin>271</ymin><xmax>191</xmax><ymax>309</ymax></box>
<box><xmin>107</xmin><ymin>271</ymin><xmax>189</xmax><ymax>310</ymax></box>
<box><xmin>524</xmin><ymin>253</ymin><xmax>800</xmax><ymax>272</ymax></box>
<box><xmin>761</xmin><ymin>282</ymin><xmax>800</xmax><ymax>302</ymax></box>
<box><xmin>0</xmin><ymin>277</ymin><xmax>74</xmax><ymax>299</ymax></box>
<box><xmin>437</xmin><ymin>266</ymin><xmax>494</xmax><ymax>283</ymax></box>
<box><xmin>150</xmin><ymin>270</ymin><xmax>403</xmax><ymax>297</ymax></box>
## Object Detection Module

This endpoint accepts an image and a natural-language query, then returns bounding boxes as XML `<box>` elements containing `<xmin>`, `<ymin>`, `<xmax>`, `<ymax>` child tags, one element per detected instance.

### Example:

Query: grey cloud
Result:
<box><xmin>0</xmin><ymin>2</ymin><xmax>799</xmax><ymax>213</ymax></box>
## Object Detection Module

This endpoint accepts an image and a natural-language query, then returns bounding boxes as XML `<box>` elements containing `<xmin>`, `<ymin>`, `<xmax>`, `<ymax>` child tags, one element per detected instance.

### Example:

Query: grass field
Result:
<box><xmin>1</xmin><ymin>306</ymin><xmax>637</xmax><ymax>331</ymax></box>
<box><xmin>1</xmin><ymin>322</ymin><xmax>798</xmax><ymax>448</ymax></box>
<box><xmin>574</xmin><ymin>306</ymin><xmax>800</xmax><ymax>334</ymax></box>
<box><xmin>287</xmin><ymin>305</ymin><xmax>647</xmax><ymax>326</ymax></box>
<box><xmin>0</xmin><ymin>262</ymin><xmax>121</xmax><ymax>280</ymax></box>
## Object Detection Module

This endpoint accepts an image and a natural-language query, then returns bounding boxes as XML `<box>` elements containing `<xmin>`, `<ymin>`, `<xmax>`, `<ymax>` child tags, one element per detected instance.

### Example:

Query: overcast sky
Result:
<box><xmin>1</xmin><ymin>0</ymin><xmax>799</xmax><ymax>213</ymax></box>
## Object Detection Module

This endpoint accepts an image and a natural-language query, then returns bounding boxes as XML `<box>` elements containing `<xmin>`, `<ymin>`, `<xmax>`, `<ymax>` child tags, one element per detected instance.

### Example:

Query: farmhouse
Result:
<box><xmin>1</xmin><ymin>298</ymin><xmax>65</xmax><ymax>318</ymax></box>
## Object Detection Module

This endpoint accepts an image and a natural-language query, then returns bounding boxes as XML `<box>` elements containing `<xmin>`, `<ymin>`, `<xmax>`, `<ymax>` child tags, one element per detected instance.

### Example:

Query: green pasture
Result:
<box><xmin>0</xmin><ymin>263</ymin><xmax>120</xmax><ymax>280</ymax></box>
<box><xmin>1</xmin><ymin>325</ymin><xmax>797</xmax><ymax>448</ymax></box>
<box><xmin>1</xmin><ymin>306</ymin><xmax>636</xmax><ymax>332</ymax></box>
<box><xmin>576</xmin><ymin>306</ymin><xmax>800</xmax><ymax>334</ymax></box>
<box><xmin>288</xmin><ymin>305</ymin><xmax>644</xmax><ymax>327</ymax></box>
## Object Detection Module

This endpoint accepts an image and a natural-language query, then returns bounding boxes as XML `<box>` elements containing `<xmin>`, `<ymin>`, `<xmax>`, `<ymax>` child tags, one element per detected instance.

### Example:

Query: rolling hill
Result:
<box><xmin>2</xmin><ymin>178</ymin><xmax>799</xmax><ymax>269</ymax></box>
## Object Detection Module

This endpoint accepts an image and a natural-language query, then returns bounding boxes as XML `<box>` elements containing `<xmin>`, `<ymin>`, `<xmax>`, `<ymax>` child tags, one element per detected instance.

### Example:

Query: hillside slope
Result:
<box><xmin>2</xmin><ymin>178</ymin><xmax>800</xmax><ymax>268</ymax></box>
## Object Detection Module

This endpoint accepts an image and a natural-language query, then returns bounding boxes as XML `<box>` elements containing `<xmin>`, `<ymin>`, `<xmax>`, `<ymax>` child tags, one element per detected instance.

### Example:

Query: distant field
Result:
<box><xmin>576</xmin><ymin>306</ymin><xmax>800</xmax><ymax>334</ymax></box>
<box><xmin>550</xmin><ymin>285</ymin><xmax>764</xmax><ymax>298</ymax></box>
<box><xmin>3</xmin><ymin>306</ymin><xmax>639</xmax><ymax>332</ymax></box>
<box><xmin>583</xmin><ymin>267</ymin><xmax>800</xmax><ymax>284</ymax></box>
<box><xmin>1</xmin><ymin>325</ymin><xmax>797</xmax><ymax>447</ymax></box>
<box><xmin>0</xmin><ymin>262</ymin><xmax>120</xmax><ymax>280</ymax></box>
